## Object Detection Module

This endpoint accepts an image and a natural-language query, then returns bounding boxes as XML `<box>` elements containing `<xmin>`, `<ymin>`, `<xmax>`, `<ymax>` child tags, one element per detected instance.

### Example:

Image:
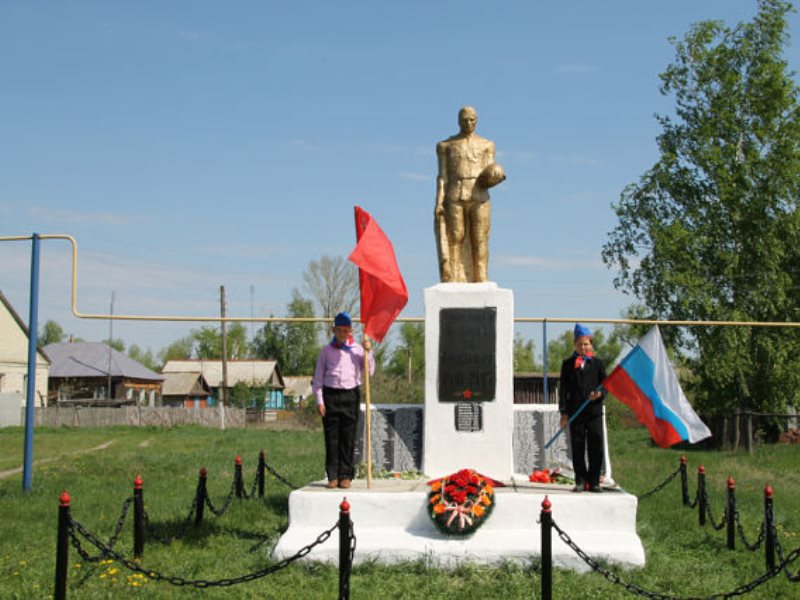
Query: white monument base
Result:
<box><xmin>273</xmin><ymin>479</ymin><xmax>645</xmax><ymax>571</ymax></box>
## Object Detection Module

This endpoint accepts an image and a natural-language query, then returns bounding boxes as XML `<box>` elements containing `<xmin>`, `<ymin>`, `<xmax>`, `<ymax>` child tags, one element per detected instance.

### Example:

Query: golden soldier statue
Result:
<box><xmin>435</xmin><ymin>106</ymin><xmax>505</xmax><ymax>283</ymax></box>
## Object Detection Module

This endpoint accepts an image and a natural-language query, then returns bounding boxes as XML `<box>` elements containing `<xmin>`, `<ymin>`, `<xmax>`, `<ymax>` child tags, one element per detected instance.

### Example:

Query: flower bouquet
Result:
<box><xmin>528</xmin><ymin>467</ymin><xmax>572</xmax><ymax>485</ymax></box>
<box><xmin>427</xmin><ymin>468</ymin><xmax>497</xmax><ymax>536</ymax></box>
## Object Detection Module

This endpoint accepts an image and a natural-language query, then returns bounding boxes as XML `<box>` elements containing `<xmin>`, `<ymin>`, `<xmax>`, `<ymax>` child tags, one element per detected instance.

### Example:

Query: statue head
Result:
<box><xmin>458</xmin><ymin>106</ymin><xmax>477</xmax><ymax>135</ymax></box>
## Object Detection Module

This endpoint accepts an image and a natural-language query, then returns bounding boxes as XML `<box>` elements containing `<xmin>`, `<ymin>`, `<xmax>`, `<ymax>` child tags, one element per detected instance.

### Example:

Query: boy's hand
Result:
<box><xmin>559</xmin><ymin>414</ymin><xmax>568</xmax><ymax>429</ymax></box>
<box><xmin>317</xmin><ymin>404</ymin><xmax>326</xmax><ymax>417</ymax></box>
<box><xmin>363</xmin><ymin>335</ymin><xmax>372</xmax><ymax>351</ymax></box>
<box><xmin>589</xmin><ymin>390</ymin><xmax>602</xmax><ymax>401</ymax></box>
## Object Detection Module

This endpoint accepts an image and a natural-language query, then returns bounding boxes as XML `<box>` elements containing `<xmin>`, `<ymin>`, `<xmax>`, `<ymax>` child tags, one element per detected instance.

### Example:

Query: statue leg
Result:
<box><xmin>470</xmin><ymin>200</ymin><xmax>491</xmax><ymax>282</ymax></box>
<box><xmin>445</xmin><ymin>200</ymin><xmax>467</xmax><ymax>282</ymax></box>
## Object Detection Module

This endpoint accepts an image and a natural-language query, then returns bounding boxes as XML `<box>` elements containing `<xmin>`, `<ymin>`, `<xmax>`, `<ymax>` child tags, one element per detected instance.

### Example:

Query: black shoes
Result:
<box><xmin>588</xmin><ymin>484</ymin><xmax>603</xmax><ymax>493</ymax></box>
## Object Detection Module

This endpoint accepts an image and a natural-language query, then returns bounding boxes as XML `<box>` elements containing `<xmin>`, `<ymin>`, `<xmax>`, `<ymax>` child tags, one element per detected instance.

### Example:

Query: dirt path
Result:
<box><xmin>0</xmin><ymin>440</ymin><xmax>116</xmax><ymax>480</ymax></box>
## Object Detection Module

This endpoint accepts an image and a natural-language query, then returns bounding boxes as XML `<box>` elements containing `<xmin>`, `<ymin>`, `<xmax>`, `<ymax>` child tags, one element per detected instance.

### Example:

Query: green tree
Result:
<box><xmin>252</xmin><ymin>291</ymin><xmax>319</xmax><ymax>375</ymax></box>
<box><xmin>602</xmin><ymin>0</ymin><xmax>800</xmax><ymax>418</ymax></box>
<box><xmin>372</xmin><ymin>324</ymin><xmax>424</xmax><ymax>404</ymax></box>
<box><xmin>39</xmin><ymin>320</ymin><xmax>64</xmax><ymax>346</ymax></box>
<box><xmin>158</xmin><ymin>335</ymin><xmax>194</xmax><ymax>364</ymax></box>
<box><xmin>103</xmin><ymin>338</ymin><xmax>125</xmax><ymax>352</ymax></box>
<box><xmin>229</xmin><ymin>380</ymin><xmax>267</xmax><ymax>409</ymax></box>
<box><xmin>513</xmin><ymin>333</ymin><xmax>538</xmax><ymax>372</ymax></box>
<box><xmin>192</xmin><ymin>323</ymin><xmax>250</xmax><ymax>360</ymax></box>
<box><xmin>128</xmin><ymin>344</ymin><xmax>158</xmax><ymax>372</ymax></box>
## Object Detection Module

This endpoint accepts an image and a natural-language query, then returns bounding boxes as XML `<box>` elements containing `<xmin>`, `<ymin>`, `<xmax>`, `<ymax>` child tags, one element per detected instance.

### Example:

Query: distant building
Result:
<box><xmin>282</xmin><ymin>375</ymin><xmax>313</xmax><ymax>409</ymax></box>
<box><xmin>160</xmin><ymin>371</ymin><xmax>212</xmax><ymax>408</ymax></box>
<box><xmin>0</xmin><ymin>291</ymin><xmax>50</xmax><ymax>426</ymax></box>
<box><xmin>513</xmin><ymin>372</ymin><xmax>560</xmax><ymax>404</ymax></box>
<box><xmin>44</xmin><ymin>341</ymin><xmax>163</xmax><ymax>406</ymax></box>
<box><xmin>162</xmin><ymin>359</ymin><xmax>286</xmax><ymax>409</ymax></box>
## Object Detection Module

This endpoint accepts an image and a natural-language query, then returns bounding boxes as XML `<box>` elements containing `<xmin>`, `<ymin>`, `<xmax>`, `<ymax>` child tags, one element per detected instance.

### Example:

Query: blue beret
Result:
<box><xmin>334</xmin><ymin>312</ymin><xmax>352</xmax><ymax>327</ymax></box>
<box><xmin>573</xmin><ymin>323</ymin><xmax>592</xmax><ymax>341</ymax></box>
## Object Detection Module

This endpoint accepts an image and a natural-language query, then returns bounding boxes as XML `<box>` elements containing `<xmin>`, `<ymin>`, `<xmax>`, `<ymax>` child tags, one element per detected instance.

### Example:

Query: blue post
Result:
<box><xmin>542</xmin><ymin>320</ymin><xmax>549</xmax><ymax>403</ymax></box>
<box><xmin>23</xmin><ymin>233</ymin><xmax>41</xmax><ymax>492</ymax></box>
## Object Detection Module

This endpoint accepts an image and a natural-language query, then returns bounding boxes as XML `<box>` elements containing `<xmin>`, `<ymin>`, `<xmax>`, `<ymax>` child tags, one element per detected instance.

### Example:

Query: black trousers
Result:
<box><xmin>569</xmin><ymin>411</ymin><xmax>604</xmax><ymax>487</ymax></box>
<box><xmin>322</xmin><ymin>386</ymin><xmax>360</xmax><ymax>481</ymax></box>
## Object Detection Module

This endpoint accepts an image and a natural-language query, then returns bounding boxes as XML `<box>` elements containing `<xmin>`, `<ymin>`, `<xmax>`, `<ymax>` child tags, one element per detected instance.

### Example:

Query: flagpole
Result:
<box><xmin>364</xmin><ymin>342</ymin><xmax>373</xmax><ymax>489</ymax></box>
<box><xmin>544</xmin><ymin>384</ymin><xmax>604</xmax><ymax>450</ymax></box>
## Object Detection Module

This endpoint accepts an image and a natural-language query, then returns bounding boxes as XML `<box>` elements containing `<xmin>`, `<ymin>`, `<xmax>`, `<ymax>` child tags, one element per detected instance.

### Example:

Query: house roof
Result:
<box><xmin>0</xmin><ymin>289</ymin><xmax>50</xmax><ymax>364</ymax></box>
<box><xmin>43</xmin><ymin>342</ymin><xmax>163</xmax><ymax>381</ymax></box>
<box><xmin>162</xmin><ymin>359</ymin><xmax>284</xmax><ymax>389</ymax></box>
<box><xmin>161</xmin><ymin>372</ymin><xmax>210</xmax><ymax>396</ymax></box>
<box><xmin>283</xmin><ymin>376</ymin><xmax>312</xmax><ymax>398</ymax></box>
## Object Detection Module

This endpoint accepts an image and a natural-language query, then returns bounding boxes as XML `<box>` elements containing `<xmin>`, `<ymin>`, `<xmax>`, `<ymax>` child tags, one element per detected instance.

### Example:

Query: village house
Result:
<box><xmin>161</xmin><ymin>359</ymin><xmax>285</xmax><ymax>408</ymax></box>
<box><xmin>0</xmin><ymin>291</ymin><xmax>50</xmax><ymax>426</ymax></box>
<box><xmin>160</xmin><ymin>371</ymin><xmax>212</xmax><ymax>408</ymax></box>
<box><xmin>44</xmin><ymin>341</ymin><xmax>163</xmax><ymax>406</ymax></box>
<box><xmin>282</xmin><ymin>375</ymin><xmax>313</xmax><ymax>410</ymax></box>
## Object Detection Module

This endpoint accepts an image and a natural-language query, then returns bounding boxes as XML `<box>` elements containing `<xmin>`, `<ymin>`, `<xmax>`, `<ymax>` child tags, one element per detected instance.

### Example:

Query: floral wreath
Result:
<box><xmin>427</xmin><ymin>469</ymin><xmax>499</xmax><ymax>536</ymax></box>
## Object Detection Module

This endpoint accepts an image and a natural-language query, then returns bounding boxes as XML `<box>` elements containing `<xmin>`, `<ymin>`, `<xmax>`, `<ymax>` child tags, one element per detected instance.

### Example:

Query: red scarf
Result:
<box><xmin>331</xmin><ymin>335</ymin><xmax>354</xmax><ymax>349</ymax></box>
<box><xmin>574</xmin><ymin>351</ymin><xmax>593</xmax><ymax>369</ymax></box>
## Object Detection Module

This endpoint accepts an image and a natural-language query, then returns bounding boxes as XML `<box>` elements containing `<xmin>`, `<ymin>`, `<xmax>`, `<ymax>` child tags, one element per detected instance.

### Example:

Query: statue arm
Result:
<box><xmin>435</xmin><ymin>143</ymin><xmax>446</xmax><ymax>219</ymax></box>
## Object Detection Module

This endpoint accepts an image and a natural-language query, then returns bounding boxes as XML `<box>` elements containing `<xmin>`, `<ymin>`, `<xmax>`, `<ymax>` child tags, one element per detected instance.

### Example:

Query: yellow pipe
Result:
<box><xmin>3</xmin><ymin>233</ymin><xmax>800</xmax><ymax>328</ymax></box>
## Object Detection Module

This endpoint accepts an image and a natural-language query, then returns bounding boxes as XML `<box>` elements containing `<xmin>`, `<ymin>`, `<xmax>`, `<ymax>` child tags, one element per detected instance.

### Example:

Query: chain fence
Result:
<box><xmin>69</xmin><ymin>515</ymin><xmax>342</xmax><ymax>588</ymax></box>
<box><xmin>550</xmin><ymin>518</ymin><xmax>800</xmax><ymax>599</ymax></box>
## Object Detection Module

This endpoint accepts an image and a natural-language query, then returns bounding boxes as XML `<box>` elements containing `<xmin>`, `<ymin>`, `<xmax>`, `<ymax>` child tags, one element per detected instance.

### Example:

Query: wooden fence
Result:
<box><xmin>30</xmin><ymin>406</ymin><xmax>245</xmax><ymax>428</ymax></box>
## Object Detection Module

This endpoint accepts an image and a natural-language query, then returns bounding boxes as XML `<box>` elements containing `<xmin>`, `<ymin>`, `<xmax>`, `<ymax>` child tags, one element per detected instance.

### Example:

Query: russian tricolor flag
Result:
<box><xmin>603</xmin><ymin>326</ymin><xmax>711</xmax><ymax>448</ymax></box>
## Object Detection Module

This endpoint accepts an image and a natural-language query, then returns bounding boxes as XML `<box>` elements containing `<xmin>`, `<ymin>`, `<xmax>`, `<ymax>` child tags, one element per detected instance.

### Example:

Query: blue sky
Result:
<box><xmin>2</xmin><ymin>1</ymin><xmax>799</xmax><ymax>356</ymax></box>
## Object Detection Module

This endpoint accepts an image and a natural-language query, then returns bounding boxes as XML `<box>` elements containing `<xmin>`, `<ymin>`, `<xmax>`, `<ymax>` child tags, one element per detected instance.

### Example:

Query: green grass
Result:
<box><xmin>0</xmin><ymin>424</ymin><xmax>798</xmax><ymax>599</ymax></box>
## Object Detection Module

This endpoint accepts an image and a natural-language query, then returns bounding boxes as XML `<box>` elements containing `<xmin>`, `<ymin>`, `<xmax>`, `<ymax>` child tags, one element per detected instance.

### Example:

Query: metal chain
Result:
<box><xmin>704</xmin><ymin>491</ymin><xmax>727</xmax><ymax>531</ymax></box>
<box><xmin>774</xmin><ymin>536</ymin><xmax>800</xmax><ymax>582</ymax></box>
<box><xmin>248</xmin><ymin>473</ymin><xmax>259</xmax><ymax>498</ymax></box>
<box><xmin>70</xmin><ymin>515</ymin><xmax>338</xmax><ymax>588</ymax></box>
<box><xmin>143</xmin><ymin>492</ymin><xmax>199</xmax><ymax>544</ymax></box>
<box><xmin>638</xmin><ymin>465</ymin><xmax>682</xmax><ymax>500</ymax></box>
<box><xmin>263</xmin><ymin>461</ymin><xmax>299</xmax><ymax>490</ymax></box>
<box><xmin>735</xmin><ymin>511</ymin><xmax>765</xmax><ymax>551</ymax></box>
<box><xmin>66</xmin><ymin>496</ymin><xmax>134</xmax><ymax>562</ymax></box>
<box><xmin>550</xmin><ymin>519</ymin><xmax>796</xmax><ymax>599</ymax></box>
<box><xmin>205</xmin><ymin>479</ymin><xmax>236</xmax><ymax>516</ymax></box>
<box><xmin>687</xmin><ymin>489</ymin><xmax>699</xmax><ymax>510</ymax></box>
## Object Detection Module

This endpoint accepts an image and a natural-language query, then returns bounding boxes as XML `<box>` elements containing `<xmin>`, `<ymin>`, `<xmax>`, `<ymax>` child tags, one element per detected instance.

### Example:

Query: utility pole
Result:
<box><xmin>220</xmin><ymin>285</ymin><xmax>229</xmax><ymax>430</ymax></box>
<box><xmin>107</xmin><ymin>291</ymin><xmax>115</xmax><ymax>401</ymax></box>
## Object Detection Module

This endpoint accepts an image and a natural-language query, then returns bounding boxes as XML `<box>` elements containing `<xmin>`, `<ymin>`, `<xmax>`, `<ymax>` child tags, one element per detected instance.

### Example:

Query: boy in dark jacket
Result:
<box><xmin>559</xmin><ymin>323</ymin><xmax>606</xmax><ymax>493</ymax></box>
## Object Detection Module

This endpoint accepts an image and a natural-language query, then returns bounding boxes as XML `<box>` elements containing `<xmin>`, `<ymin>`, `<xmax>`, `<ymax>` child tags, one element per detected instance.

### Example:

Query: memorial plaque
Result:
<box><xmin>455</xmin><ymin>402</ymin><xmax>483</xmax><ymax>432</ymax></box>
<box><xmin>438</xmin><ymin>307</ymin><xmax>496</xmax><ymax>402</ymax></box>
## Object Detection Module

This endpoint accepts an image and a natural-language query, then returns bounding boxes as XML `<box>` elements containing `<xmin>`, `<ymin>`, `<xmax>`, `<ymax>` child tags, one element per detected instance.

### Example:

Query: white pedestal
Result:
<box><xmin>272</xmin><ymin>480</ymin><xmax>646</xmax><ymax>570</ymax></box>
<box><xmin>422</xmin><ymin>282</ymin><xmax>515</xmax><ymax>479</ymax></box>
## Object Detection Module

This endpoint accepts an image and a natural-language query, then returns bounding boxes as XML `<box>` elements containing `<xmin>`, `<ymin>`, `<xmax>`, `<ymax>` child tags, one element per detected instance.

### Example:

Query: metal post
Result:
<box><xmin>339</xmin><ymin>497</ymin><xmax>352</xmax><ymax>600</ymax></box>
<box><xmin>764</xmin><ymin>484</ymin><xmax>775</xmax><ymax>571</ymax></box>
<box><xmin>23</xmin><ymin>233</ymin><xmax>41</xmax><ymax>493</ymax></box>
<box><xmin>133</xmin><ymin>475</ymin><xmax>144</xmax><ymax>559</ymax></box>
<box><xmin>680</xmin><ymin>455</ymin><xmax>689</xmax><ymax>506</ymax></box>
<box><xmin>542</xmin><ymin>319</ymin><xmax>549</xmax><ymax>403</ymax></box>
<box><xmin>540</xmin><ymin>496</ymin><xmax>552</xmax><ymax>600</ymax></box>
<box><xmin>235</xmin><ymin>456</ymin><xmax>244</xmax><ymax>498</ymax></box>
<box><xmin>698</xmin><ymin>465</ymin><xmax>706</xmax><ymax>526</ymax></box>
<box><xmin>54</xmin><ymin>490</ymin><xmax>71</xmax><ymax>600</ymax></box>
<box><xmin>258</xmin><ymin>450</ymin><xmax>265</xmax><ymax>498</ymax></box>
<box><xmin>726</xmin><ymin>476</ymin><xmax>736</xmax><ymax>550</ymax></box>
<box><xmin>195</xmin><ymin>468</ymin><xmax>207</xmax><ymax>526</ymax></box>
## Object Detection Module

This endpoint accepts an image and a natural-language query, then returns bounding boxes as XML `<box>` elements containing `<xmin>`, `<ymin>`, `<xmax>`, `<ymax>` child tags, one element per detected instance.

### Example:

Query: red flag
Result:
<box><xmin>348</xmin><ymin>206</ymin><xmax>408</xmax><ymax>342</ymax></box>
